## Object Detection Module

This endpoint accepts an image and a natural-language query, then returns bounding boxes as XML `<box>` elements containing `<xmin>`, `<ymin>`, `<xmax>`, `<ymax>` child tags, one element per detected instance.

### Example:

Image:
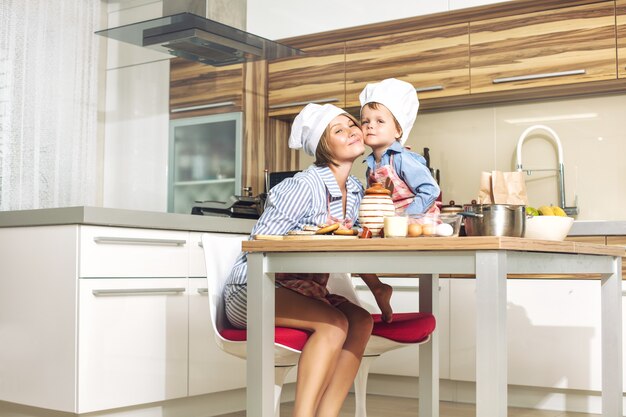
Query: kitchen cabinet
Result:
<box><xmin>0</xmin><ymin>225</ymin><xmax>250</xmax><ymax>414</ymax></box>
<box><xmin>169</xmin><ymin>58</ymin><xmax>243</xmax><ymax>119</ymax></box>
<box><xmin>450</xmin><ymin>278</ymin><xmax>604</xmax><ymax>391</ymax></box>
<box><xmin>78</xmin><ymin>278</ymin><xmax>189</xmax><ymax>411</ymax></box>
<box><xmin>618</xmin><ymin>0</ymin><xmax>626</xmax><ymax>79</ymax></box>
<box><xmin>168</xmin><ymin>113</ymin><xmax>242</xmax><ymax>213</ymax></box>
<box><xmin>268</xmin><ymin>42</ymin><xmax>346</xmax><ymax>118</ymax></box>
<box><xmin>353</xmin><ymin>277</ymin><xmax>450</xmax><ymax>379</ymax></box>
<box><xmin>469</xmin><ymin>2</ymin><xmax>616</xmax><ymax>94</ymax></box>
<box><xmin>345</xmin><ymin>23</ymin><xmax>470</xmax><ymax>109</ymax></box>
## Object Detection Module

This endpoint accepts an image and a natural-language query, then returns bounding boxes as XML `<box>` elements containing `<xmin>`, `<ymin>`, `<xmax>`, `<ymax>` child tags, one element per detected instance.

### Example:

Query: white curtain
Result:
<box><xmin>0</xmin><ymin>0</ymin><xmax>100</xmax><ymax>210</ymax></box>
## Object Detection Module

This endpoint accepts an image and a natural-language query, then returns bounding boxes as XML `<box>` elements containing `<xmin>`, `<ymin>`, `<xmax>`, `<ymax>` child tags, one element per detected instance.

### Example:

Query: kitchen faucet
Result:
<box><xmin>515</xmin><ymin>124</ymin><xmax>579</xmax><ymax>215</ymax></box>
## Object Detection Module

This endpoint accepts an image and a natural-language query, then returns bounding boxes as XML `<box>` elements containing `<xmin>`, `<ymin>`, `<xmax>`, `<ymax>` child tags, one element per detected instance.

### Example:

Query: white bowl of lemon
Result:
<box><xmin>524</xmin><ymin>206</ymin><xmax>574</xmax><ymax>241</ymax></box>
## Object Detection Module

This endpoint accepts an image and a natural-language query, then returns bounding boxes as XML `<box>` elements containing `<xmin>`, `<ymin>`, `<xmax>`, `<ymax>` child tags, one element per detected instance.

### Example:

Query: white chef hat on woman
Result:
<box><xmin>288</xmin><ymin>103</ymin><xmax>345</xmax><ymax>156</ymax></box>
<box><xmin>359</xmin><ymin>78</ymin><xmax>419</xmax><ymax>145</ymax></box>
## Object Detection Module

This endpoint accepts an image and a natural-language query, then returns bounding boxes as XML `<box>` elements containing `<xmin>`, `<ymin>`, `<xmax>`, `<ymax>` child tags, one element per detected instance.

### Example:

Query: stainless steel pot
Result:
<box><xmin>461</xmin><ymin>204</ymin><xmax>526</xmax><ymax>237</ymax></box>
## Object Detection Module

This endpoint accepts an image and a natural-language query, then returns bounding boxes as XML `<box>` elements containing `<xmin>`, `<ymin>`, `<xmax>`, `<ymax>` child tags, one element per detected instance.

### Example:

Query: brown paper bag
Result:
<box><xmin>478</xmin><ymin>171</ymin><xmax>528</xmax><ymax>205</ymax></box>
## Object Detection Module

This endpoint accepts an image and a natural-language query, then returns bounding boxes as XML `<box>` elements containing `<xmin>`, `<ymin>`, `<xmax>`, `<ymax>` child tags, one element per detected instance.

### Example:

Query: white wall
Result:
<box><xmin>247</xmin><ymin>0</ymin><xmax>511</xmax><ymax>40</ymax></box>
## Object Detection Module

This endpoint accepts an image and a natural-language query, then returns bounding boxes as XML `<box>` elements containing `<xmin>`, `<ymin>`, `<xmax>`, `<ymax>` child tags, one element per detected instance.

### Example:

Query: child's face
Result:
<box><xmin>360</xmin><ymin>104</ymin><xmax>402</xmax><ymax>150</ymax></box>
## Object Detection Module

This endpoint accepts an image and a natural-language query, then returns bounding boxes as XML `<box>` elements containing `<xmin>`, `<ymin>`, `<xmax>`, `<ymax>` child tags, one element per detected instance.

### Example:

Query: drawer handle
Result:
<box><xmin>171</xmin><ymin>101</ymin><xmax>236</xmax><ymax>113</ymax></box>
<box><xmin>493</xmin><ymin>69</ymin><xmax>586</xmax><ymax>84</ymax></box>
<box><xmin>269</xmin><ymin>97</ymin><xmax>339</xmax><ymax>110</ymax></box>
<box><xmin>92</xmin><ymin>288</ymin><xmax>187</xmax><ymax>296</ymax></box>
<box><xmin>197</xmin><ymin>288</ymin><xmax>209</xmax><ymax>294</ymax></box>
<box><xmin>415</xmin><ymin>85</ymin><xmax>444</xmax><ymax>93</ymax></box>
<box><xmin>354</xmin><ymin>285</ymin><xmax>441</xmax><ymax>292</ymax></box>
<box><xmin>93</xmin><ymin>237</ymin><xmax>187</xmax><ymax>246</ymax></box>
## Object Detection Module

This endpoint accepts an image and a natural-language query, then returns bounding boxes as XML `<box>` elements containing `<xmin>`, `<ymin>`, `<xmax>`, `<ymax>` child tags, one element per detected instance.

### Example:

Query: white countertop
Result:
<box><xmin>0</xmin><ymin>206</ymin><xmax>256</xmax><ymax>234</ymax></box>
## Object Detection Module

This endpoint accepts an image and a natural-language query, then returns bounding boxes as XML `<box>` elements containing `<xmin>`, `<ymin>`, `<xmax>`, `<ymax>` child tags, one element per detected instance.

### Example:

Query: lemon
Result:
<box><xmin>552</xmin><ymin>206</ymin><xmax>567</xmax><ymax>217</ymax></box>
<box><xmin>538</xmin><ymin>206</ymin><xmax>555</xmax><ymax>216</ymax></box>
<box><xmin>526</xmin><ymin>206</ymin><xmax>540</xmax><ymax>216</ymax></box>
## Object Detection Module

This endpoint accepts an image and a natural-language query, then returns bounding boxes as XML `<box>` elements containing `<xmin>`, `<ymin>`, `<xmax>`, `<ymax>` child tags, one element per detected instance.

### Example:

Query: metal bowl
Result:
<box><xmin>461</xmin><ymin>204</ymin><xmax>526</xmax><ymax>237</ymax></box>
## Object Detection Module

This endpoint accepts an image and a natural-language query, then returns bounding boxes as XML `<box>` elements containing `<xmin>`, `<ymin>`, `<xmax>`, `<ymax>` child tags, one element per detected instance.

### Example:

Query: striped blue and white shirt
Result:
<box><xmin>225</xmin><ymin>165</ymin><xmax>364</xmax><ymax>287</ymax></box>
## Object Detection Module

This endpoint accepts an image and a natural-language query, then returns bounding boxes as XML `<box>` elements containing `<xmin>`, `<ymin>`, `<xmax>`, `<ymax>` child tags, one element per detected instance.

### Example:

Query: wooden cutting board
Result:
<box><xmin>254</xmin><ymin>234</ymin><xmax>358</xmax><ymax>241</ymax></box>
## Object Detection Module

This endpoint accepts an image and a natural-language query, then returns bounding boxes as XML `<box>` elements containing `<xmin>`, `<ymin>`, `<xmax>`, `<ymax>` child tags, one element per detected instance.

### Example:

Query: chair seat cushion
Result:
<box><xmin>220</xmin><ymin>327</ymin><xmax>311</xmax><ymax>351</ymax></box>
<box><xmin>371</xmin><ymin>312</ymin><xmax>436</xmax><ymax>344</ymax></box>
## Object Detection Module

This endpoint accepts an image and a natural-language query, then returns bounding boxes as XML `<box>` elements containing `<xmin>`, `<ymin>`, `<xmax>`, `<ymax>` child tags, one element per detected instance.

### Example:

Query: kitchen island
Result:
<box><xmin>0</xmin><ymin>207</ymin><xmax>256</xmax><ymax>417</ymax></box>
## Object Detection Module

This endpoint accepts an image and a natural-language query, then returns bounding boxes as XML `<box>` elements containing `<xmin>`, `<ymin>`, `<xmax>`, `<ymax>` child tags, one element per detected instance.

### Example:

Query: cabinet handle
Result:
<box><xmin>92</xmin><ymin>288</ymin><xmax>187</xmax><ymax>296</ymax></box>
<box><xmin>269</xmin><ymin>97</ymin><xmax>340</xmax><ymax>110</ymax></box>
<box><xmin>415</xmin><ymin>85</ymin><xmax>444</xmax><ymax>93</ymax></box>
<box><xmin>93</xmin><ymin>237</ymin><xmax>187</xmax><ymax>246</ymax></box>
<box><xmin>354</xmin><ymin>285</ymin><xmax>441</xmax><ymax>292</ymax></box>
<box><xmin>492</xmin><ymin>69</ymin><xmax>586</xmax><ymax>84</ymax></box>
<box><xmin>170</xmin><ymin>101</ymin><xmax>236</xmax><ymax>113</ymax></box>
<box><xmin>197</xmin><ymin>288</ymin><xmax>209</xmax><ymax>294</ymax></box>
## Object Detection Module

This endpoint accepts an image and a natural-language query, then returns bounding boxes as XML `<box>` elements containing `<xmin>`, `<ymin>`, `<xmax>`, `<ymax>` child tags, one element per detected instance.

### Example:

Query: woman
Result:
<box><xmin>224</xmin><ymin>103</ymin><xmax>373</xmax><ymax>417</ymax></box>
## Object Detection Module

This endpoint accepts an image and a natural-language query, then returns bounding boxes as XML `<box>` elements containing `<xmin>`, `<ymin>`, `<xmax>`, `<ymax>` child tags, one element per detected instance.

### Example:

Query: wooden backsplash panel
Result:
<box><xmin>618</xmin><ymin>0</ymin><xmax>626</xmax><ymax>79</ymax></box>
<box><xmin>170</xmin><ymin>58</ymin><xmax>243</xmax><ymax>118</ymax></box>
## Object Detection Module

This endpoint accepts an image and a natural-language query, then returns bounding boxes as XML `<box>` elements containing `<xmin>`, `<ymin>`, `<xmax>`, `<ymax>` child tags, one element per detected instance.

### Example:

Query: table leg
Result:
<box><xmin>475</xmin><ymin>251</ymin><xmax>507</xmax><ymax>417</ymax></box>
<box><xmin>419</xmin><ymin>274</ymin><xmax>439</xmax><ymax>417</ymax></box>
<box><xmin>601</xmin><ymin>256</ymin><xmax>623</xmax><ymax>417</ymax></box>
<box><xmin>247</xmin><ymin>253</ymin><xmax>275</xmax><ymax>417</ymax></box>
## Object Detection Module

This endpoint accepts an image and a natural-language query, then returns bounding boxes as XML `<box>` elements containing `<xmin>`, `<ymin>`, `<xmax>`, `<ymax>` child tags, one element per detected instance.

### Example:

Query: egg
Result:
<box><xmin>422</xmin><ymin>224</ymin><xmax>437</xmax><ymax>236</ymax></box>
<box><xmin>407</xmin><ymin>223</ymin><xmax>423</xmax><ymax>237</ymax></box>
<box><xmin>436</xmin><ymin>223</ymin><xmax>454</xmax><ymax>237</ymax></box>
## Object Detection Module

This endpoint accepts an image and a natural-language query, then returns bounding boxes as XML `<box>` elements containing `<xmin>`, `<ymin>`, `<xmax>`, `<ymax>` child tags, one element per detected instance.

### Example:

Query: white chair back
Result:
<box><xmin>201</xmin><ymin>233</ymin><xmax>248</xmax><ymax>335</ymax></box>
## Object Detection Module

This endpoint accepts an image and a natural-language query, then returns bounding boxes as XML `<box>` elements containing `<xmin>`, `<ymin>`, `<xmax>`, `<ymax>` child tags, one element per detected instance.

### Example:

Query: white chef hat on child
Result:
<box><xmin>288</xmin><ymin>103</ymin><xmax>345</xmax><ymax>156</ymax></box>
<box><xmin>359</xmin><ymin>78</ymin><xmax>420</xmax><ymax>145</ymax></box>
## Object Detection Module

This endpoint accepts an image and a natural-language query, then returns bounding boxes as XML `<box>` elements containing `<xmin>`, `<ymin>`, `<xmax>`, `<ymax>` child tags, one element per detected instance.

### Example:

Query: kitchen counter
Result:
<box><xmin>0</xmin><ymin>206</ymin><xmax>256</xmax><ymax>234</ymax></box>
<box><xmin>569</xmin><ymin>220</ymin><xmax>626</xmax><ymax>236</ymax></box>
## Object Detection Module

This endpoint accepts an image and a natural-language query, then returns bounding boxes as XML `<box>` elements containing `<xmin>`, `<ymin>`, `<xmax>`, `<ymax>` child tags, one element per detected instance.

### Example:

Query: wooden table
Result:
<box><xmin>242</xmin><ymin>236</ymin><xmax>624</xmax><ymax>417</ymax></box>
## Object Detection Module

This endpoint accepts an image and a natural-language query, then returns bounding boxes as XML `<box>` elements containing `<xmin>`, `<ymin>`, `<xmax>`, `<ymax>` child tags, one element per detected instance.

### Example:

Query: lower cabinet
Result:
<box><xmin>78</xmin><ymin>278</ymin><xmax>189</xmax><ymax>412</ymax></box>
<box><xmin>354</xmin><ymin>277</ymin><xmax>451</xmax><ymax>379</ymax></box>
<box><xmin>449</xmin><ymin>278</ymin><xmax>607</xmax><ymax>391</ymax></box>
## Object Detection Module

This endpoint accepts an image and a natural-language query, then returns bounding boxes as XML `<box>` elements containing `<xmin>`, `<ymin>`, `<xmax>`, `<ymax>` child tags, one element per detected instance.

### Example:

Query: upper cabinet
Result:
<box><xmin>469</xmin><ymin>2</ymin><xmax>616</xmax><ymax>94</ymax></box>
<box><xmin>268</xmin><ymin>43</ymin><xmax>346</xmax><ymax>118</ymax></box>
<box><xmin>345</xmin><ymin>23</ymin><xmax>470</xmax><ymax>109</ymax></box>
<box><xmin>618</xmin><ymin>0</ymin><xmax>626</xmax><ymax>79</ymax></box>
<box><xmin>169</xmin><ymin>58</ymin><xmax>243</xmax><ymax>119</ymax></box>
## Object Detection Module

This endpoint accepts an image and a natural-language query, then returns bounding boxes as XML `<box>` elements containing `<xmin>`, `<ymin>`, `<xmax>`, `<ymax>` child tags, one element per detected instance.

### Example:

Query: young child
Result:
<box><xmin>358</xmin><ymin>78</ymin><xmax>441</xmax><ymax>323</ymax></box>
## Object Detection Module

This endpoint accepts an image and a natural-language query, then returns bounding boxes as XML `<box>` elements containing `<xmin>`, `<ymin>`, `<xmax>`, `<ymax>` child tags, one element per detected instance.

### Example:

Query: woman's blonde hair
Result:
<box><xmin>362</xmin><ymin>102</ymin><xmax>403</xmax><ymax>140</ymax></box>
<box><xmin>314</xmin><ymin>113</ymin><xmax>360</xmax><ymax>167</ymax></box>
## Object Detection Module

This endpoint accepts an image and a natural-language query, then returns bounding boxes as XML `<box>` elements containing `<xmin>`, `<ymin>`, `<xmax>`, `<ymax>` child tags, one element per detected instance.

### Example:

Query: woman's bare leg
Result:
<box><xmin>274</xmin><ymin>287</ymin><xmax>349</xmax><ymax>417</ymax></box>
<box><xmin>360</xmin><ymin>273</ymin><xmax>393</xmax><ymax>323</ymax></box>
<box><xmin>315</xmin><ymin>301</ymin><xmax>373</xmax><ymax>417</ymax></box>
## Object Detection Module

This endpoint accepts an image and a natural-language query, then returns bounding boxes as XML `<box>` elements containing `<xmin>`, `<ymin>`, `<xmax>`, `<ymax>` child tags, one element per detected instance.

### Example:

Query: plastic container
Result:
<box><xmin>407</xmin><ymin>213</ymin><xmax>462</xmax><ymax>237</ymax></box>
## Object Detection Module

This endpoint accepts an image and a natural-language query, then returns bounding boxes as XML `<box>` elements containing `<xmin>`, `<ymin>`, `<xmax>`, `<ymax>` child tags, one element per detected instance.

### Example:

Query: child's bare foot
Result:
<box><xmin>372</xmin><ymin>283</ymin><xmax>393</xmax><ymax>323</ymax></box>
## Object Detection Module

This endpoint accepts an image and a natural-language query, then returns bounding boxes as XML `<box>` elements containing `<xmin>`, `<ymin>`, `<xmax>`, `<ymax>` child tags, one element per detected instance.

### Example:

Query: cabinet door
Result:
<box><xmin>345</xmin><ymin>23</ymin><xmax>469</xmax><ymax>109</ymax></box>
<box><xmin>170</xmin><ymin>58</ymin><xmax>243</xmax><ymax>119</ymax></box>
<box><xmin>268</xmin><ymin>42</ymin><xmax>345</xmax><ymax>117</ymax></box>
<box><xmin>618</xmin><ymin>0</ymin><xmax>626</xmax><ymax>79</ymax></box>
<box><xmin>449</xmin><ymin>279</ymin><xmax>603</xmax><ymax>391</ymax></box>
<box><xmin>353</xmin><ymin>277</ymin><xmax>450</xmax><ymax>379</ymax></box>
<box><xmin>77</xmin><ymin>278</ymin><xmax>188</xmax><ymax>412</ymax></box>
<box><xmin>470</xmin><ymin>2</ymin><xmax>616</xmax><ymax>94</ymax></box>
<box><xmin>188</xmin><ymin>278</ymin><xmax>247</xmax><ymax>395</ymax></box>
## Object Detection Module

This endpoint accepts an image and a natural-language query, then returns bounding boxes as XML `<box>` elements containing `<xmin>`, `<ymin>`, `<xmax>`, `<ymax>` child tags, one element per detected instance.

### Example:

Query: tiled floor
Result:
<box><xmin>216</xmin><ymin>393</ymin><xmax>600</xmax><ymax>416</ymax></box>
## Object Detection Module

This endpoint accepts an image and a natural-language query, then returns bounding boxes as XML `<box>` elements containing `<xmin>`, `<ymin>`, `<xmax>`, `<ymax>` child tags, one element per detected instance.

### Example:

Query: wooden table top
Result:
<box><xmin>243</xmin><ymin>236</ymin><xmax>626</xmax><ymax>257</ymax></box>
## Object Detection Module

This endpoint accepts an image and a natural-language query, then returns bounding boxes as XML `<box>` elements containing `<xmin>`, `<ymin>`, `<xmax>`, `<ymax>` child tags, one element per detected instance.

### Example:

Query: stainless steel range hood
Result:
<box><xmin>96</xmin><ymin>12</ymin><xmax>302</xmax><ymax>66</ymax></box>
